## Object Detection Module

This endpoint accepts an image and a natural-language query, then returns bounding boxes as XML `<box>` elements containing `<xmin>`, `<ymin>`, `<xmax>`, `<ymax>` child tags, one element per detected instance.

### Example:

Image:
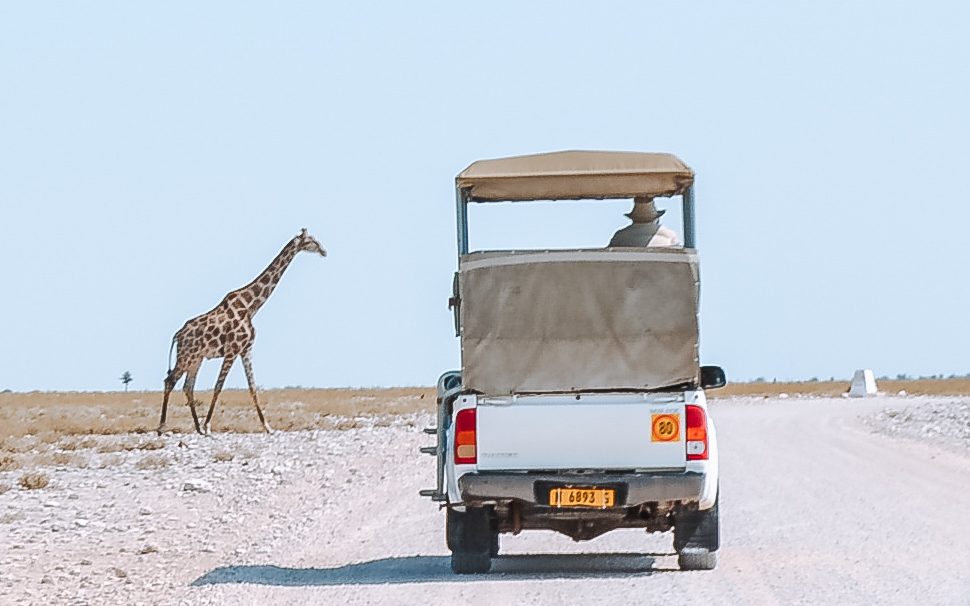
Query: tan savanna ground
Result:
<box><xmin>0</xmin><ymin>387</ymin><xmax>436</xmax><ymax>442</ymax></box>
<box><xmin>0</xmin><ymin>387</ymin><xmax>436</xmax><ymax>495</ymax></box>
<box><xmin>711</xmin><ymin>377</ymin><xmax>970</xmax><ymax>397</ymax></box>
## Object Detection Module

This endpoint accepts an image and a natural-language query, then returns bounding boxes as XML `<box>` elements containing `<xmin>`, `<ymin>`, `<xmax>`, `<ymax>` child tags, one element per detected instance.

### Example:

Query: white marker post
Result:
<box><xmin>848</xmin><ymin>369</ymin><xmax>878</xmax><ymax>397</ymax></box>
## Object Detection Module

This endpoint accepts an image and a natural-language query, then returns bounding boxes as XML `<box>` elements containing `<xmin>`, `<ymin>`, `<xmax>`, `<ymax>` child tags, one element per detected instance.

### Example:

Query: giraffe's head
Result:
<box><xmin>296</xmin><ymin>228</ymin><xmax>327</xmax><ymax>257</ymax></box>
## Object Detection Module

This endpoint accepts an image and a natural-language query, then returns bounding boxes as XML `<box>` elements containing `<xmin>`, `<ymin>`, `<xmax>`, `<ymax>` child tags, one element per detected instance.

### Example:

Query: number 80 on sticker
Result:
<box><xmin>651</xmin><ymin>413</ymin><xmax>680</xmax><ymax>442</ymax></box>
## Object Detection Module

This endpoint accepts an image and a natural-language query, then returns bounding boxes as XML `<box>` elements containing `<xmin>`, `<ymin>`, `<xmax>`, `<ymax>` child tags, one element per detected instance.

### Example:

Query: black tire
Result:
<box><xmin>451</xmin><ymin>552</ymin><xmax>491</xmax><ymax>574</ymax></box>
<box><xmin>677</xmin><ymin>549</ymin><xmax>718</xmax><ymax>571</ymax></box>
<box><xmin>673</xmin><ymin>488</ymin><xmax>719</xmax><ymax>571</ymax></box>
<box><xmin>446</xmin><ymin>507</ymin><xmax>493</xmax><ymax>574</ymax></box>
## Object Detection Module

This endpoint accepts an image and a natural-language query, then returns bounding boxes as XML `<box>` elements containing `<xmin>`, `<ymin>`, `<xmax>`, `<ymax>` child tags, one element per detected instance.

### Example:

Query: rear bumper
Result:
<box><xmin>458</xmin><ymin>471</ymin><xmax>705</xmax><ymax>507</ymax></box>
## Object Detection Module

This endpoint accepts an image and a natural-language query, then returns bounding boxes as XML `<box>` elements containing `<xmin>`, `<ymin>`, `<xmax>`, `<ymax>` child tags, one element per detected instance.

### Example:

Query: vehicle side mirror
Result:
<box><xmin>700</xmin><ymin>365</ymin><xmax>727</xmax><ymax>389</ymax></box>
<box><xmin>449</xmin><ymin>272</ymin><xmax>461</xmax><ymax>337</ymax></box>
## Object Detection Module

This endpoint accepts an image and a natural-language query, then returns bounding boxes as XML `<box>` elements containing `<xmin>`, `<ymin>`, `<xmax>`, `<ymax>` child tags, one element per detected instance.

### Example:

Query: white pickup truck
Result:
<box><xmin>421</xmin><ymin>151</ymin><xmax>725</xmax><ymax>574</ymax></box>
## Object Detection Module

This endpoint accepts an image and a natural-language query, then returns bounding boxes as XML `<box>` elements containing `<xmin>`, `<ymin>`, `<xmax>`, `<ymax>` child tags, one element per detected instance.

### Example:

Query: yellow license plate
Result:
<box><xmin>549</xmin><ymin>487</ymin><xmax>615</xmax><ymax>508</ymax></box>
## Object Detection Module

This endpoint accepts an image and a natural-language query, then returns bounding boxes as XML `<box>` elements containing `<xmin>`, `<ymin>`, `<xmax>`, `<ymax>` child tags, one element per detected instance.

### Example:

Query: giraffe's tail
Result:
<box><xmin>167</xmin><ymin>334</ymin><xmax>178</xmax><ymax>375</ymax></box>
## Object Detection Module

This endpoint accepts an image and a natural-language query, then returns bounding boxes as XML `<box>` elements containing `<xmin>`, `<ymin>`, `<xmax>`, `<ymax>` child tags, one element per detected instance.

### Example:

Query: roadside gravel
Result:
<box><xmin>0</xmin><ymin>414</ymin><xmax>427</xmax><ymax>605</ymax></box>
<box><xmin>862</xmin><ymin>396</ymin><xmax>970</xmax><ymax>452</ymax></box>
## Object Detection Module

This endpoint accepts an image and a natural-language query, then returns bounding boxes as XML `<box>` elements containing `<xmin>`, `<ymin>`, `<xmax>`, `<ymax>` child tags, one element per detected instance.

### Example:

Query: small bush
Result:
<box><xmin>30</xmin><ymin>451</ymin><xmax>85</xmax><ymax>468</ymax></box>
<box><xmin>97</xmin><ymin>438</ymin><xmax>166</xmax><ymax>453</ymax></box>
<box><xmin>213</xmin><ymin>451</ymin><xmax>234</xmax><ymax>462</ymax></box>
<box><xmin>0</xmin><ymin>455</ymin><xmax>21</xmax><ymax>472</ymax></box>
<box><xmin>50</xmin><ymin>452</ymin><xmax>72</xmax><ymax>466</ymax></box>
<box><xmin>96</xmin><ymin>442</ymin><xmax>124</xmax><ymax>454</ymax></box>
<box><xmin>18</xmin><ymin>472</ymin><xmax>49</xmax><ymax>490</ymax></box>
<box><xmin>0</xmin><ymin>484</ymin><xmax>10</xmax><ymax>494</ymax></box>
<box><xmin>333</xmin><ymin>418</ymin><xmax>362</xmax><ymax>431</ymax></box>
<box><xmin>135</xmin><ymin>455</ymin><xmax>170</xmax><ymax>470</ymax></box>
<box><xmin>0</xmin><ymin>438</ymin><xmax>37</xmax><ymax>454</ymax></box>
<box><xmin>59</xmin><ymin>437</ymin><xmax>97</xmax><ymax>451</ymax></box>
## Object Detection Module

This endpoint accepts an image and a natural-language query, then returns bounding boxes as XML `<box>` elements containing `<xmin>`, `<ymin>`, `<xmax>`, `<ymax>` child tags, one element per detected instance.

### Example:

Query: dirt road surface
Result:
<box><xmin>2</xmin><ymin>397</ymin><xmax>969</xmax><ymax>605</ymax></box>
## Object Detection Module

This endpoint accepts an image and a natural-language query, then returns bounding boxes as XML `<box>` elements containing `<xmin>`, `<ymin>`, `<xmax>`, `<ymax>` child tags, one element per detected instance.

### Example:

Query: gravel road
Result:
<box><xmin>2</xmin><ymin>396</ymin><xmax>969</xmax><ymax>605</ymax></box>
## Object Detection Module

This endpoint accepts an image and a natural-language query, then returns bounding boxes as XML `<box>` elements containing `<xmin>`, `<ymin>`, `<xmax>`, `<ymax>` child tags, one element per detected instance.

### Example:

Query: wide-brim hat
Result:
<box><xmin>625</xmin><ymin>196</ymin><xmax>666</xmax><ymax>222</ymax></box>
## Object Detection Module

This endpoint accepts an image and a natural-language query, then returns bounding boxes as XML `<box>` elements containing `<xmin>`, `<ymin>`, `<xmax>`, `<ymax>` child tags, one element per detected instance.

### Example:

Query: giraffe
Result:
<box><xmin>157</xmin><ymin>228</ymin><xmax>327</xmax><ymax>436</ymax></box>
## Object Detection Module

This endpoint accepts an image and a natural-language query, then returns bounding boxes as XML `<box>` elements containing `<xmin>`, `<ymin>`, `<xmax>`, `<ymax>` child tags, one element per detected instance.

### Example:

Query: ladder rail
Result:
<box><xmin>420</xmin><ymin>371</ymin><xmax>462</xmax><ymax>502</ymax></box>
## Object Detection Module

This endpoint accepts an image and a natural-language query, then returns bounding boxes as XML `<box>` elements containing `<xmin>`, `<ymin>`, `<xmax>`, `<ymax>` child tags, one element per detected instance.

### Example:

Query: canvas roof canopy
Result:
<box><xmin>456</xmin><ymin>150</ymin><xmax>694</xmax><ymax>202</ymax></box>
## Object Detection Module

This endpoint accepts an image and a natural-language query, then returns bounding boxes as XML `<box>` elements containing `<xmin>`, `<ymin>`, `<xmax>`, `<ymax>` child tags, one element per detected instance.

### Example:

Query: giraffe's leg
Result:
<box><xmin>157</xmin><ymin>367</ymin><xmax>184</xmax><ymax>435</ymax></box>
<box><xmin>183</xmin><ymin>365</ymin><xmax>203</xmax><ymax>435</ymax></box>
<box><xmin>203</xmin><ymin>356</ymin><xmax>235</xmax><ymax>435</ymax></box>
<box><xmin>241</xmin><ymin>349</ymin><xmax>271</xmax><ymax>433</ymax></box>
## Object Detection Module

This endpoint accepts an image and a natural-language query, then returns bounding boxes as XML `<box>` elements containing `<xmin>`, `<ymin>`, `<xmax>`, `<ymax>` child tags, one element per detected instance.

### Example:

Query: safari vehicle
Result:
<box><xmin>420</xmin><ymin>150</ymin><xmax>726</xmax><ymax>574</ymax></box>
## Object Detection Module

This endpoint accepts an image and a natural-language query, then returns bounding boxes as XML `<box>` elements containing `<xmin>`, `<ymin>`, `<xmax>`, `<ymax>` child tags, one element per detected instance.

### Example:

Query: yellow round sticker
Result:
<box><xmin>651</xmin><ymin>413</ymin><xmax>680</xmax><ymax>442</ymax></box>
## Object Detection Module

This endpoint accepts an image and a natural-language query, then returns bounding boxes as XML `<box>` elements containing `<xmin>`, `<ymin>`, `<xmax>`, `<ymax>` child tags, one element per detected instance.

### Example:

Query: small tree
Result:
<box><xmin>120</xmin><ymin>371</ymin><xmax>133</xmax><ymax>392</ymax></box>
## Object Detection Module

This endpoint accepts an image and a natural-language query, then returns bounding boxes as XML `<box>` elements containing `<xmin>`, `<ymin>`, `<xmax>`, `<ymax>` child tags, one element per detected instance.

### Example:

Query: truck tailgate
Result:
<box><xmin>475</xmin><ymin>395</ymin><xmax>686</xmax><ymax>471</ymax></box>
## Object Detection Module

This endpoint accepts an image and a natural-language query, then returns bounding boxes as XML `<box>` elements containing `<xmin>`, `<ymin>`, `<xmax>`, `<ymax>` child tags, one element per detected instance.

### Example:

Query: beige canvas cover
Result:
<box><xmin>456</xmin><ymin>150</ymin><xmax>694</xmax><ymax>201</ymax></box>
<box><xmin>459</xmin><ymin>250</ymin><xmax>700</xmax><ymax>394</ymax></box>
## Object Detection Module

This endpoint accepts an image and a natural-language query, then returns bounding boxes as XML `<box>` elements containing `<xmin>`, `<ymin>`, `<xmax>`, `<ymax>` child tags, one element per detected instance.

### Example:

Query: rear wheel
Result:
<box><xmin>451</xmin><ymin>552</ymin><xmax>491</xmax><ymax>574</ymax></box>
<box><xmin>673</xmin><ymin>489</ymin><xmax>719</xmax><ymax>571</ymax></box>
<box><xmin>447</xmin><ymin>506</ymin><xmax>493</xmax><ymax>574</ymax></box>
<box><xmin>677</xmin><ymin>549</ymin><xmax>718</xmax><ymax>571</ymax></box>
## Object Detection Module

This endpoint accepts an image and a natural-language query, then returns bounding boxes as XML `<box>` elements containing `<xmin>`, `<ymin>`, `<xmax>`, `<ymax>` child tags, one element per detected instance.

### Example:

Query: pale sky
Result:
<box><xmin>1</xmin><ymin>1</ymin><xmax>968</xmax><ymax>392</ymax></box>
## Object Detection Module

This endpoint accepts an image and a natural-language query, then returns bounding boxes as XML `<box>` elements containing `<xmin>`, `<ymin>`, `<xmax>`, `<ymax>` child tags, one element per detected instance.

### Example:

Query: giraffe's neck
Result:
<box><xmin>235</xmin><ymin>238</ymin><xmax>300</xmax><ymax>315</ymax></box>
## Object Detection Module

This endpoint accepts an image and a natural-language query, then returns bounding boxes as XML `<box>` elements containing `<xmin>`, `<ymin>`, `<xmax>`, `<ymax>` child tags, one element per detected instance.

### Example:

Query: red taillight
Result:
<box><xmin>685</xmin><ymin>404</ymin><xmax>708</xmax><ymax>461</ymax></box>
<box><xmin>454</xmin><ymin>408</ymin><xmax>477</xmax><ymax>465</ymax></box>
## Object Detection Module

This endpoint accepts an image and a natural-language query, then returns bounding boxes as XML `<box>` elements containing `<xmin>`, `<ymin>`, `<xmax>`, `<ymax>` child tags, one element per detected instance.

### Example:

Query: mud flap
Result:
<box><xmin>447</xmin><ymin>507</ymin><xmax>493</xmax><ymax>574</ymax></box>
<box><xmin>673</xmin><ymin>490</ymin><xmax>719</xmax><ymax>552</ymax></box>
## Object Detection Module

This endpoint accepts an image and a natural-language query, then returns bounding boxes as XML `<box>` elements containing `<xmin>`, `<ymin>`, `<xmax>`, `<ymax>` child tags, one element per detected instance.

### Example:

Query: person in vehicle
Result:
<box><xmin>608</xmin><ymin>196</ymin><xmax>682</xmax><ymax>247</ymax></box>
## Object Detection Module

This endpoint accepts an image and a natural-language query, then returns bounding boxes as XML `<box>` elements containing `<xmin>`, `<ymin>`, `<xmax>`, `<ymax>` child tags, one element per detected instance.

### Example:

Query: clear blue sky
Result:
<box><xmin>1</xmin><ymin>2</ymin><xmax>968</xmax><ymax>392</ymax></box>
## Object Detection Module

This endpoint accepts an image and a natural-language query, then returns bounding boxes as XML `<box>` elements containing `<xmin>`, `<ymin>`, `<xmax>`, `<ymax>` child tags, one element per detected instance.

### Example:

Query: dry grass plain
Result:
<box><xmin>715</xmin><ymin>378</ymin><xmax>970</xmax><ymax>397</ymax></box>
<box><xmin>1</xmin><ymin>379</ymin><xmax>967</xmax><ymax>448</ymax></box>
<box><xmin>0</xmin><ymin>387</ymin><xmax>435</xmax><ymax>444</ymax></box>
